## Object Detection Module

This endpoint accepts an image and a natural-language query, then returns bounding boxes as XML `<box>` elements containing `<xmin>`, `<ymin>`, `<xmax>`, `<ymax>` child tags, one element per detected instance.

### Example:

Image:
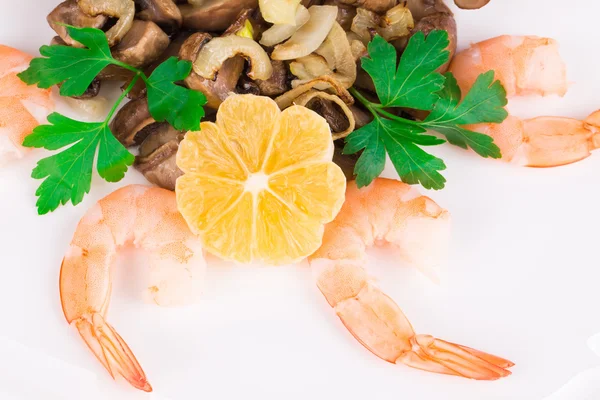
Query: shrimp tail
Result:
<box><xmin>396</xmin><ymin>335</ymin><xmax>513</xmax><ymax>380</ymax></box>
<box><xmin>74</xmin><ymin>314</ymin><xmax>152</xmax><ymax>392</ymax></box>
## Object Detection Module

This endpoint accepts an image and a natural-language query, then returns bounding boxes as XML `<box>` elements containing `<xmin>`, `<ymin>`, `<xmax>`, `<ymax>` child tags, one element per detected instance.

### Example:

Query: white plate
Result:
<box><xmin>0</xmin><ymin>1</ymin><xmax>599</xmax><ymax>399</ymax></box>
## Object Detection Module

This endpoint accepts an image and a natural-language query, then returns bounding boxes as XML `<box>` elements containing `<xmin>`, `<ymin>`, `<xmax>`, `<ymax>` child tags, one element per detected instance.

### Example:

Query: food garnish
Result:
<box><xmin>345</xmin><ymin>31</ymin><xmax>508</xmax><ymax>189</ymax></box>
<box><xmin>176</xmin><ymin>94</ymin><xmax>346</xmax><ymax>265</ymax></box>
<box><xmin>18</xmin><ymin>25</ymin><xmax>206</xmax><ymax>215</ymax></box>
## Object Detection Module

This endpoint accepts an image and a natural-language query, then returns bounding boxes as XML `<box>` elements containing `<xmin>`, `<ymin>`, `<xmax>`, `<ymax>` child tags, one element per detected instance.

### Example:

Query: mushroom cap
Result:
<box><xmin>112</xmin><ymin>20</ymin><xmax>170</xmax><ymax>68</ymax></box>
<box><xmin>178</xmin><ymin>0</ymin><xmax>258</xmax><ymax>31</ymax></box>
<box><xmin>136</xmin><ymin>0</ymin><xmax>182</xmax><ymax>33</ymax></box>
<box><xmin>47</xmin><ymin>0</ymin><xmax>107</xmax><ymax>47</ymax></box>
<box><xmin>109</xmin><ymin>96</ymin><xmax>155</xmax><ymax>147</ymax></box>
<box><xmin>136</xmin><ymin>122</ymin><xmax>184</xmax><ymax>191</ymax></box>
<box><xmin>454</xmin><ymin>0</ymin><xmax>491</xmax><ymax>9</ymax></box>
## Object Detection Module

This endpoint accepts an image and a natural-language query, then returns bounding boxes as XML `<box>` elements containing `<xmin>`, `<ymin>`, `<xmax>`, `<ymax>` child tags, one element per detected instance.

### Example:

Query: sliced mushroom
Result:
<box><xmin>454</xmin><ymin>0</ymin><xmax>490</xmax><ymax>9</ymax></box>
<box><xmin>72</xmin><ymin>79</ymin><xmax>102</xmax><ymax>99</ymax></box>
<box><xmin>405</xmin><ymin>0</ymin><xmax>452</xmax><ymax>21</ymax></box>
<box><xmin>48</xmin><ymin>0</ymin><xmax>107</xmax><ymax>47</ymax></box>
<box><xmin>193</xmin><ymin>35</ymin><xmax>273</xmax><ymax>81</ymax></box>
<box><xmin>254</xmin><ymin>60</ymin><xmax>289</xmax><ymax>96</ymax></box>
<box><xmin>78</xmin><ymin>0</ymin><xmax>136</xmax><ymax>46</ymax></box>
<box><xmin>109</xmin><ymin>96</ymin><xmax>155</xmax><ymax>147</ymax></box>
<box><xmin>136</xmin><ymin>122</ymin><xmax>184</xmax><ymax>191</ymax></box>
<box><xmin>96</xmin><ymin>64</ymin><xmax>136</xmax><ymax>81</ymax></box>
<box><xmin>179</xmin><ymin>32</ymin><xmax>245</xmax><ymax>109</ymax></box>
<box><xmin>336</xmin><ymin>0</ymin><xmax>396</xmax><ymax>13</ymax></box>
<box><xmin>178</xmin><ymin>0</ymin><xmax>258</xmax><ymax>31</ymax></box>
<box><xmin>111</xmin><ymin>20</ymin><xmax>170</xmax><ymax>68</ymax></box>
<box><xmin>294</xmin><ymin>90</ymin><xmax>355</xmax><ymax>139</ymax></box>
<box><xmin>352</xmin><ymin>5</ymin><xmax>414</xmax><ymax>44</ymax></box>
<box><xmin>135</xmin><ymin>0</ymin><xmax>182</xmax><ymax>33</ymax></box>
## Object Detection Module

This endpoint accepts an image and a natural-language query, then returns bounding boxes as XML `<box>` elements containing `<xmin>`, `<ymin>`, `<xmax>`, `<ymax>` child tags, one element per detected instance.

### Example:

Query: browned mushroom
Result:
<box><xmin>336</xmin><ymin>0</ymin><xmax>396</xmax><ymax>13</ymax></box>
<box><xmin>135</xmin><ymin>0</ymin><xmax>182</xmax><ymax>33</ymax></box>
<box><xmin>324</xmin><ymin>0</ymin><xmax>357</xmax><ymax>30</ymax></box>
<box><xmin>47</xmin><ymin>0</ymin><xmax>107</xmax><ymax>47</ymax></box>
<box><xmin>78</xmin><ymin>0</ymin><xmax>136</xmax><ymax>46</ymax></box>
<box><xmin>405</xmin><ymin>0</ymin><xmax>452</xmax><ymax>21</ymax></box>
<box><xmin>454</xmin><ymin>0</ymin><xmax>490</xmax><ymax>9</ymax></box>
<box><xmin>254</xmin><ymin>60</ymin><xmax>289</xmax><ymax>96</ymax></box>
<box><xmin>179</xmin><ymin>32</ymin><xmax>245</xmax><ymax>109</ymax></box>
<box><xmin>136</xmin><ymin>122</ymin><xmax>184</xmax><ymax>190</ymax></box>
<box><xmin>111</xmin><ymin>20</ymin><xmax>170</xmax><ymax>68</ymax></box>
<box><xmin>109</xmin><ymin>96</ymin><xmax>155</xmax><ymax>146</ymax></box>
<box><xmin>178</xmin><ymin>0</ymin><xmax>258</xmax><ymax>31</ymax></box>
<box><xmin>411</xmin><ymin>12</ymin><xmax>456</xmax><ymax>72</ymax></box>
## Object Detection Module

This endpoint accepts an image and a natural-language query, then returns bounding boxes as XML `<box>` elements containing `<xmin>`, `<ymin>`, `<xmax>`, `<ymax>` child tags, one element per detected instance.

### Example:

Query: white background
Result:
<box><xmin>1</xmin><ymin>1</ymin><xmax>600</xmax><ymax>399</ymax></box>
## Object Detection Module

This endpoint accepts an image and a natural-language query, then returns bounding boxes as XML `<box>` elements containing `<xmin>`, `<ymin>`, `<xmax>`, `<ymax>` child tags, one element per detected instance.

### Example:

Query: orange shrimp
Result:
<box><xmin>449</xmin><ymin>35</ymin><xmax>600</xmax><ymax>167</ymax></box>
<box><xmin>0</xmin><ymin>45</ymin><xmax>53</xmax><ymax>163</ymax></box>
<box><xmin>60</xmin><ymin>185</ymin><xmax>207</xmax><ymax>392</ymax></box>
<box><xmin>309</xmin><ymin>178</ymin><xmax>513</xmax><ymax>380</ymax></box>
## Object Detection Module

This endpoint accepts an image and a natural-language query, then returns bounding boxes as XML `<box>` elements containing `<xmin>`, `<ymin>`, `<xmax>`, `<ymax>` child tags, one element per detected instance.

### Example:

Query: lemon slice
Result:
<box><xmin>176</xmin><ymin>94</ymin><xmax>346</xmax><ymax>265</ymax></box>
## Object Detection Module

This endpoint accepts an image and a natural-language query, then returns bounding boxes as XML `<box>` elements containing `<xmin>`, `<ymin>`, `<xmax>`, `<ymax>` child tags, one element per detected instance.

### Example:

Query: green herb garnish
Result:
<box><xmin>346</xmin><ymin>31</ymin><xmax>508</xmax><ymax>189</ymax></box>
<box><xmin>18</xmin><ymin>26</ymin><xmax>207</xmax><ymax>215</ymax></box>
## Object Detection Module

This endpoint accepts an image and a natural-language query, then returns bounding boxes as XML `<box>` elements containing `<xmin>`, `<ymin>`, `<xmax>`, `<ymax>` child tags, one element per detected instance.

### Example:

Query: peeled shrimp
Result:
<box><xmin>449</xmin><ymin>35</ymin><xmax>600</xmax><ymax>166</ymax></box>
<box><xmin>309</xmin><ymin>178</ymin><xmax>514</xmax><ymax>379</ymax></box>
<box><xmin>60</xmin><ymin>185</ymin><xmax>206</xmax><ymax>392</ymax></box>
<box><xmin>0</xmin><ymin>45</ymin><xmax>53</xmax><ymax>163</ymax></box>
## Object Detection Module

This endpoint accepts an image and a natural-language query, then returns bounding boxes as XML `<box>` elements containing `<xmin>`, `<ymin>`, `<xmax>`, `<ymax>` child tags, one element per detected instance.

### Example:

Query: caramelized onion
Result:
<box><xmin>78</xmin><ymin>0</ymin><xmax>135</xmax><ymax>46</ymax></box>
<box><xmin>259</xmin><ymin>0</ymin><xmax>302</xmax><ymax>25</ymax></box>
<box><xmin>275</xmin><ymin>76</ymin><xmax>353</xmax><ymax>109</ymax></box>
<box><xmin>294</xmin><ymin>90</ymin><xmax>356</xmax><ymax>139</ymax></box>
<box><xmin>259</xmin><ymin>5</ymin><xmax>310</xmax><ymax>47</ymax></box>
<box><xmin>271</xmin><ymin>5</ymin><xmax>338</xmax><ymax>60</ymax></box>
<box><xmin>193</xmin><ymin>35</ymin><xmax>273</xmax><ymax>81</ymax></box>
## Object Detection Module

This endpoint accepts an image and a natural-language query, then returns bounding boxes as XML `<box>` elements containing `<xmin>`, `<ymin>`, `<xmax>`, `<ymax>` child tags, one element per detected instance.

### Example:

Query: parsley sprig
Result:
<box><xmin>18</xmin><ymin>26</ymin><xmax>207</xmax><ymax>215</ymax></box>
<box><xmin>345</xmin><ymin>31</ymin><xmax>508</xmax><ymax>189</ymax></box>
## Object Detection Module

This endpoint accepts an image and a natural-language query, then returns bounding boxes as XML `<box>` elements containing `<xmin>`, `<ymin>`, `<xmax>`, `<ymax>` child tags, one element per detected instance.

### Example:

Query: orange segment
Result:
<box><xmin>254</xmin><ymin>190</ymin><xmax>323</xmax><ymax>264</ymax></box>
<box><xmin>216</xmin><ymin>94</ymin><xmax>280</xmax><ymax>173</ymax></box>
<box><xmin>269</xmin><ymin>162</ymin><xmax>346</xmax><ymax>221</ymax></box>
<box><xmin>202</xmin><ymin>192</ymin><xmax>254</xmax><ymax>263</ymax></box>
<box><xmin>177</xmin><ymin>122</ymin><xmax>247</xmax><ymax>180</ymax></box>
<box><xmin>176</xmin><ymin>175</ymin><xmax>244</xmax><ymax>233</ymax></box>
<box><xmin>176</xmin><ymin>94</ymin><xmax>346</xmax><ymax>265</ymax></box>
<box><xmin>263</xmin><ymin>105</ymin><xmax>333</xmax><ymax>174</ymax></box>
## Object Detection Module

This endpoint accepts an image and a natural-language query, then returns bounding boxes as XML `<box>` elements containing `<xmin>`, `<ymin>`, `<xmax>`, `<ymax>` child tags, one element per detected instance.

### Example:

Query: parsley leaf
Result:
<box><xmin>146</xmin><ymin>57</ymin><xmax>207</xmax><ymax>132</ymax></box>
<box><xmin>23</xmin><ymin>113</ymin><xmax>134</xmax><ymax>215</ymax></box>
<box><xmin>18</xmin><ymin>26</ymin><xmax>115</xmax><ymax>97</ymax></box>
<box><xmin>344</xmin><ymin>115</ymin><xmax>446</xmax><ymax>189</ymax></box>
<box><xmin>362</xmin><ymin>33</ymin><xmax>449</xmax><ymax>110</ymax></box>
<box><xmin>17</xmin><ymin>26</ymin><xmax>207</xmax><ymax>214</ymax></box>
<box><xmin>346</xmin><ymin>30</ymin><xmax>508</xmax><ymax>189</ymax></box>
<box><xmin>423</xmin><ymin>72</ymin><xmax>507</xmax><ymax>158</ymax></box>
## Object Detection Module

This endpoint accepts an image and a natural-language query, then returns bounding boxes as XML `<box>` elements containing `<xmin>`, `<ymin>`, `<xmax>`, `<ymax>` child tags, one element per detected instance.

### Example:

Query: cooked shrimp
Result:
<box><xmin>60</xmin><ymin>185</ymin><xmax>206</xmax><ymax>392</ymax></box>
<box><xmin>0</xmin><ymin>45</ymin><xmax>53</xmax><ymax>163</ymax></box>
<box><xmin>449</xmin><ymin>35</ymin><xmax>600</xmax><ymax>167</ymax></box>
<box><xmin>309</xmin><ymin>178</ymin><xmax>514</xmax><ymax>380</ymax></box>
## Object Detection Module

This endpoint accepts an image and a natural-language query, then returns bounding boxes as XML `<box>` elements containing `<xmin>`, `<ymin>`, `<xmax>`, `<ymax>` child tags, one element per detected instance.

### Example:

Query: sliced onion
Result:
<box><xmin>193</xmin><ymin>36</ymin><xmax>273</xmax><ymax>81</ymax></box>
<box><xmin>64</xmin><ymin>96</ymin><xmax>110</xmax><ymax>120</ymax></box>
<box><xmin>294</xmin><ymin>90</ymin><xmax>356</xmax><ymax>140</ymax></box>
<box><xmin>274</xmin><ymin>76</ymin><xmax>353</xmax><ymax>109</ymax></box>
<box><xmin>350</xmin><ymin>39</ymin><xmax>367</xmax><ymax>61</ymax></box>
<box><xmin>351</xmin><ymin>8</ymin><xmax>379</xmax><ymax>44</ymax></box>
<box><xmin>259</xmin><ymin>5</ymin><xmax>310</xmax><ymax>47</ymax></box>
<box><xmin>259</xmin><ymin>0</ymin><xmax>302</xmax><ymax>25</ymax></box>
<box><xmin>290</xmin><ymin>54</ymin><xmax>332</xmax><ymax>81</ymax></box>
<box><xmin>379</xmin><ymin>3</ymin><xmax>414</xmax><ymax>41</ymax></box>
<box><xmin>271</xmin><ymin>5</ymin><xmax>338</xmax><ymax>61</ymax></box>
<box><xmin>290</xmin><ymin>22</ymin><xmax>356</xmax><ymax>88</ymax></box>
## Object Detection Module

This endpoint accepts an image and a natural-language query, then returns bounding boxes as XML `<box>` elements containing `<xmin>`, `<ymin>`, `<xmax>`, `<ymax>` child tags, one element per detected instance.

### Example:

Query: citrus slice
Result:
<box><xmin>176</xmin><ymin>94</ymin><xmax>346</xmax><ymax>265</ymax></box>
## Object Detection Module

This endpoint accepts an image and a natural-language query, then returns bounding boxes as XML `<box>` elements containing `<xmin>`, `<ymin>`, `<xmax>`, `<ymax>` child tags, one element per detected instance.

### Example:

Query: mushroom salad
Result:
<box><xmin>46</xmin><ymin>0</ymin><xmax>490</xmax><ymax>190</ymax></box>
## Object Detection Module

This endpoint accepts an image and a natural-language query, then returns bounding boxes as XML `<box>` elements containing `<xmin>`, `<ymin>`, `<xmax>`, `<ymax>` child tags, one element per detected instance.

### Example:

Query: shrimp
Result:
<box><xmin>308</xmin><ymin>178</ymin><xmax>514</xmax><ymax>380</ymax></box>
<box><xmin>0</xmin><ymin>45</ymin><xmax>53</xmax><ymax>164</ymax></box>
<box><xmin>59</xmin><ymin>185</ymin><xmax>207</xmax><ymax>392</ymax></box>
<box><xmin>449</xmin><ymin>35</ymin><xmax>600</xmax><ymax>167</ymax></box>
